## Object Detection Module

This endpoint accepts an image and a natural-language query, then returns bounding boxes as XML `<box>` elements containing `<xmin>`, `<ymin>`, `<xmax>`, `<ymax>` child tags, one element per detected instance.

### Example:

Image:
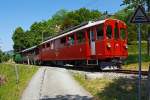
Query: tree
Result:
<box><xmin>14</xmin><ymin>53</ymin><xmax>22</xmax><ymax>63</ymax></box>
<box><xmin>12</xmin><ymin>8</ymin><xmax>102</xmax><ymax>50</ymax></box>
<box><xmin>0</xmin><ymin>50</ymin><xmax>2</xmax><ymax>63</ymax></box>
<box><xmin>121</xmin><ymin>0</ymin><xmax>148</xmax><ymax>10</ymax></box>
<box><xmin>61</xmin><ymin>8</ymin><xmax>102</xmax><ymax>29</ymax></box>
<box><xmin>121</xmin><ymin>0</ymin><xmax>150</xmax><ymax>43</ymax></box>
<box><xmin>12</xmin><ymin>27</ymin><xmax>26</xmax><ymax>52</ymax></box>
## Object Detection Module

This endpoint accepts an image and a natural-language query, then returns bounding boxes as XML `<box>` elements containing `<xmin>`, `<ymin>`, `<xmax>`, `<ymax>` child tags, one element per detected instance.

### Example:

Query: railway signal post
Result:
<box><xmin>130</xmin><ymin>5</ymin><xmax>150</xmax><ymax>100</ymax></box>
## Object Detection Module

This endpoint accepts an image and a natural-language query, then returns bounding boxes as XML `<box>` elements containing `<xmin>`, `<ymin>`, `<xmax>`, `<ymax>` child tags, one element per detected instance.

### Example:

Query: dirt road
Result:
<box><xmin>21</xmin><ymin>67</ymin><xmax>92</xmax><ymax>100</ymax></box>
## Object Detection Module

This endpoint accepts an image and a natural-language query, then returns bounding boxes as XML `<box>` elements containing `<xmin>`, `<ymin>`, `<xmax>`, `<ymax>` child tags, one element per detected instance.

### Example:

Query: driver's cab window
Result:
<box><xmin>120</xmin><ymin>28</ymin><xmax>126</xmax><ymax>40</ymax></box>
<box><xmin>68</xmin><ymin>35</ymin><xmax>74</xmax><ymax>45</ymax></box>
<box><xmin>106</xmin><ymin>25</ymin><xmax>112</xmax><ymax>39</ymax></box>
<box><xmin>114</xmin><ymin>23</ymin><xmax>119</xmax><ymax>40</ymax></box>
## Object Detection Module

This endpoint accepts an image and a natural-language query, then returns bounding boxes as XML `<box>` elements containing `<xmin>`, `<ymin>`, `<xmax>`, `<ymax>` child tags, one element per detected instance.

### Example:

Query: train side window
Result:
<box><xmin>120</xmin><ymin>28</ymin><xmax>126</xmax><ymax>39</ymax></box>
<box><xmin>46</xmin><ymin>42</ymin><xmax>50</xmax><ymax>48</ymax></box>
<box><xmin>114</xmin><ymin>23</ymin><xmax>119</xmax><ymax>40</ymax></box>
<box><xmin>60</xmin><ymin>37</ymin><xmax>66</xmax><ymax>45</ymax></box>
<box><xmin>96</xmin><ymin>24</ymin><xmax>103</xmax><ymax>40</ymax></box>
<box><xmin>106</xmin><ymin>25</ymin><xmax>112</xmax><ymax>39</ymax></box>
<box><xmin>76</xmin><ymin>31</ymin><xmax>85</xmax><ymax>43</ymax></box>
<box><xmin>42</xmin><ymin>44</ymin><xmax>45</xmax><ymax>48</ymax></box>
<box><xmin>68</xmin><ymin>35</ymin><xmax>74</xmax><ymax>45</ymax></box>
<box><xmin>35</xmin><ymin>48</ymin><xmax>39</xmax><ymax>54</ymax></box>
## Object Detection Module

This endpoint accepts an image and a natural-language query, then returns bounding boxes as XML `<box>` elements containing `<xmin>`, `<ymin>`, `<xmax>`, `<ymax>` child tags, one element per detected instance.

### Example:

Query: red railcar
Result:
<box><xmin>21</xmin><ymin>18</ymin><xmax>128</xmax><ymax>69</ymax></box>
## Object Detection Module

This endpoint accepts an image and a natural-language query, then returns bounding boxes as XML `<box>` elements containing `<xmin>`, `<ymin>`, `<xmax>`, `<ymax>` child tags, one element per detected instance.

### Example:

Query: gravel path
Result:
<box><xmin>21</xmin><ymin>67</ymin><xmax>92</xmax><ymax>100</ymax></box>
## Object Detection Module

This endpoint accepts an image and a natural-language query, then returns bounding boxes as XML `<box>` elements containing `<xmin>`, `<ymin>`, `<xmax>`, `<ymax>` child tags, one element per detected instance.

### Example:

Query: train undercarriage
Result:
<box><xmin>32</xmin><ymin>57</ymin><xmax>124</xmax><ymax>70</ymax></box>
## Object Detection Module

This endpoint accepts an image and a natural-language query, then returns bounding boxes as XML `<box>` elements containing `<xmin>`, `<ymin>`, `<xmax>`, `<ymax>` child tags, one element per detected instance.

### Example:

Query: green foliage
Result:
<box><xmin>61</xmin><ymin>8</ymin><xmax>101</xmax><ymax>29</ymax></box>
<box><xmin>0</xmin><ymin>50</ymin><xmax>11</xmax><ymax>63</ymax></box>
<box><xmin>12</xmin><ymin>8</ymin><xmax>102</xmax><ymax>51</ymax></box>
<box><xmin>14</xmin><ymin>53</ymin><xmax>22</xmax><ymax>63</ymax></box>
<box><xmin>12</xmin><ymin>27</ymin><xmax>26</xmax><ymax>52</ymax></box>
<box><xmin>121</xmin><ymin>0</ymin><xmax>148</xmax><ymax>10</ymax></box>
<box><xmin>0</xmin><ymin>50</ymin><xmax>2</xmax><ymax>63</ymax></box>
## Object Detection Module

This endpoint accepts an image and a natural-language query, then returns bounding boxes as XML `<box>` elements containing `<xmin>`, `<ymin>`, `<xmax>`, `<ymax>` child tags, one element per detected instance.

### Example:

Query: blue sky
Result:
<box><xmin>0</xmin><ymin>0</ymin><xmax>124</xmax><ymax>51</ymax></box>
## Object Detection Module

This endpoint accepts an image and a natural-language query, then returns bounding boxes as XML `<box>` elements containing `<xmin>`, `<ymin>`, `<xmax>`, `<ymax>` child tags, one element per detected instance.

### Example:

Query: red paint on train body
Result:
<box><xmin>21</xmin><ymin>18</ymin><xmax>128</xmax><ymax>67</ymax></box>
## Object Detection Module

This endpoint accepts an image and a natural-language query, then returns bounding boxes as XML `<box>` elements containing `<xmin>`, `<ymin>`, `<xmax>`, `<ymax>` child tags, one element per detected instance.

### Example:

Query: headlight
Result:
<box><xmin>107</xmin><ymin>43</ymin><xmax>111</xmax><ymax>48</ymax></box>
<box><xmin>125</xmin><ymin>44</ymin><xmax>128</xmax><ymax>49</ymax></box>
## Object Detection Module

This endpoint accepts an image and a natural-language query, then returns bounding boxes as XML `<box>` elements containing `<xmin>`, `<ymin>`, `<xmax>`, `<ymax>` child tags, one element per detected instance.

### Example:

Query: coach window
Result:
<box><xmin>42</xmin><ymin>44</ymin><xmax>45</xmax><ymax>49</ymax></box>
<box><xmin>60</xmin><ymin>37</ymin><xmax>66</xmax><ymax>46</ymax></box>
<box><xmin>120</xmin><ymin>28</ymin><xmax>126</xmax><ymax>39</ymax></box>
<box><xmin>77</xmin><ymin>31</ymin><xmax>85</xmax><ymax>43</ymax></box>
<box><xmin>35</xmin><ymin>48</ymin><xmax>39</xmax><ymax>55</ymax></box>
<box><xmin>114</xmin><ymin>23</ymin><xmax>119</xmax><ymax>40</ymax></box>
<box><xmin>46</xmin><ymin>42</ymin><xmax>50</xmax><ymax>48</ymax></box>
<box><xmin>96</xmin><ymin>24</ymin><xmax>104</xmax><ymax>40</ymax></box>
<box><xmin>106</xmin><ymin>25</ymin><xmax>112</xmax><ymax>39</ymax></box>
<box><xmin>68</xmin><ymin>35</ymin><xmax>74</xmax><ymax>45</ymax></box>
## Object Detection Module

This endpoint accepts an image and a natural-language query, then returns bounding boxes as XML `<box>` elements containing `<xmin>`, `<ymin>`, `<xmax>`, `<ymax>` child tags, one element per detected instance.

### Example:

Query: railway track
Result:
<box><xmin>105</xmin><ymin>70</ymin><xmax>148</xmax><ymax>76</ymax></box>
<box><xmin>51</xmin><ymin>65</ymin><xmax>149</xmax><ymax>76</ymax></box>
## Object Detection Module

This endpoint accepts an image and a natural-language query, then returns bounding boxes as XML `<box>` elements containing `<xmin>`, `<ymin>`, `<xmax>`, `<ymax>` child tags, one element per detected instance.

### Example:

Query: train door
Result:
<box><xmin>105</xmin><ymin>22</ymin><xmax>113</xmax><ymax>56</ymax></box>
<box><xmin>114</xmin><ymin>22</ymin><xmax>121</xmax><ymax>56</ymax></box>
<box><xmin>90</xmin><ymin>29</ymin><xmax>96</xmax><ymax>55</ymax></box>
<box><xmin>120</xmin><ymin>25</ymin><xmax>128</xmax><ymax>56</ymax></box>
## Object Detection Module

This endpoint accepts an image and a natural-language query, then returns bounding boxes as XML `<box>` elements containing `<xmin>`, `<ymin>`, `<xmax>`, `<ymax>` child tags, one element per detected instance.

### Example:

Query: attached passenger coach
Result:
<box><xmin>20</xmin><ymin>18</ymin><xmax>128</xmax><ymax>69</ymax></box>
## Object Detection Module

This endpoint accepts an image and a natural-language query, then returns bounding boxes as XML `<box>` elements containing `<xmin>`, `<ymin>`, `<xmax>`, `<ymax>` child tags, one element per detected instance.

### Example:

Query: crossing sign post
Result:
<box><xmin>130</xmin><ymin>5</ymin><xmax>150</xmax><ymax>100</ymax></box>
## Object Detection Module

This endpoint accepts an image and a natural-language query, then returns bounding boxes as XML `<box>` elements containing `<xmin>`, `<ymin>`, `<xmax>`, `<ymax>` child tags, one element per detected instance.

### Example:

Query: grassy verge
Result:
<box><xmin>123</xmin><ymin>61</ymin><xmax>150</xmax><ymax>71</ymax></box>
<box><xmin>124</xmin><ymin>54</ymin><xmax>150</xmax><ymax>65</ymax></box>
<box><xmin>124</xmin><ymin>43</ymin><xmax>150</xmax><ymax>70</ymax></box>
<box><xmin>0</xmin><ymin>63</ymin><xmax>38</xmax><ymax>100</ymax></box>
<box><xmin>128</xmin><ymin>43</ymin><xmax>147</xmax><ymax>55</ymax></box>
<box><xmin>73</xmin><ymin>73</ymin><xmax>148</xmax><ymax>100</ymax></box>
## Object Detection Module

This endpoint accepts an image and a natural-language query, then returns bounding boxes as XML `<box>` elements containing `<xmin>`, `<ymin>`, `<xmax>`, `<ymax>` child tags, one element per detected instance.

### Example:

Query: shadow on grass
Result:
<box><xmin>96</xmin><ymin>77</ymin><xmax>148</xmax><ymax>100</ymax></box>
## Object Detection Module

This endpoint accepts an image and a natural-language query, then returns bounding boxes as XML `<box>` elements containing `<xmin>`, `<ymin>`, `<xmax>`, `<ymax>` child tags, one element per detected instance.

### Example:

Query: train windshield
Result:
<box><xmin>106</xmin><ymin>25</ymin><xmax>112</xmax><ymax>39</ymax></box>
<box><xmin>114</xmin><ymin>23</ymin><xmax>119</xmax><ymax>40</ymax></box>
<box><xmin>120</xmin><ymin>28</ymin><xmax>126</xmax><ymax>39</ymax></box>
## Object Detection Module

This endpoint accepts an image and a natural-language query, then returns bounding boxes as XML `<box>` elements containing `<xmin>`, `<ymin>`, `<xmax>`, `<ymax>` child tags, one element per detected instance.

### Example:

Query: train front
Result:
<box><xmin>94</xmin><ymin>19</ymin><xmax>128</xmax><ymax>68</ymax></box>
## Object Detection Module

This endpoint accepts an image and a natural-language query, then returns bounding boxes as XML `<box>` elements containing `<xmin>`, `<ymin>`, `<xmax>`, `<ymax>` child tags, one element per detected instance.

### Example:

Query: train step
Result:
<box><xmin>86</xmin><ymin>60</ymin><xmax>98</xmax><ymax>66</ymax></box>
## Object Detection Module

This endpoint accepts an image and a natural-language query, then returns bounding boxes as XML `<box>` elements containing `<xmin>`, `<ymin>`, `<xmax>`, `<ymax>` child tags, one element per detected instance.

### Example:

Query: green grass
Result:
<box><xmin>124</xmin><ymin>42</ymin><xmax>150</xmax><ymax>70</ymax></box>
<box><xmin>125</xmin><ymin>54</ymin><xmax>150</xmax><ymax>64</ymax></box>
<box><xmin>127</xmin><ymin>42</ymin><xmax>147</xmax><ymax>62</ymax></box>
<box><xmin>73</xmin><ymin>73</ymin><xmax>148</xmax><ymax>100</ymax></box>
<box><xmin>128</xmin><ymin>43</ymin><xmax>147</xmax><ymax>55</ymax></box>
<box><xmin>0</xmin><ymin>63</ymin><xmax>38</xmax><ymax>100</ymax></box>
<box><xmin>123</xmin><ymin>61</ymin><xmax>150</xmax><ymax>71</ymax></box>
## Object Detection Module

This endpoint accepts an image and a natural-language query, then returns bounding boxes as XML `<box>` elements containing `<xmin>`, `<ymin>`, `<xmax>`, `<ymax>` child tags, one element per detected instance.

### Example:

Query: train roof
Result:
<box><xmin>20</xmin><ymin>45</ymin><xmax>37</xmax><ymax>53</ymax></box>
<box><xmin>40</xmin><ymin>19</ymin><xmax>106</xmax><ymax>45</ymax></box>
